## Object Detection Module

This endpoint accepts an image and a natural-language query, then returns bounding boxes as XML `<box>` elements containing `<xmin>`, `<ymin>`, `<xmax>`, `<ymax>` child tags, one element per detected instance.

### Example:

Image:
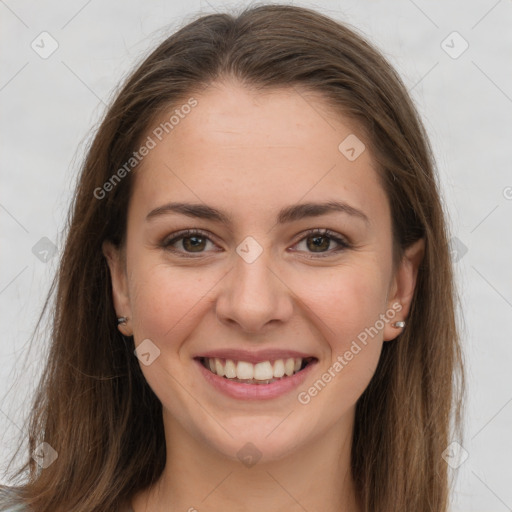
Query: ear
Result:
<box><xmin>102</xmin><ymin>240</ymin><xmax>133</xmax><ymax>336</ymax></box>
<box><xmin>383</xmin><ymin>238</ymin><xmax>425</xmax><ymax>341</ymax></box>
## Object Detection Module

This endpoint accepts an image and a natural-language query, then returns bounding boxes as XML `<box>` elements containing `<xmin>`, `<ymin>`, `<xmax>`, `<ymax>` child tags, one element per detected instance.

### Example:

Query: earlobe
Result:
<box><xmin>383</xmin><ymin>238</ymin><xmax>425</xmax><ymax>341</ymax></box>
<box><xmin>102</xmin><ymin>240</ymin><xmax>133</xmax><ymax>336</ymax></box>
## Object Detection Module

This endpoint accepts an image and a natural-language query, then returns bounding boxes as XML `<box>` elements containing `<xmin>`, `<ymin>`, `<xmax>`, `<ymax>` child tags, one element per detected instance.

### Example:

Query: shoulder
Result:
<box><xmin>0</xmin><ymin>486</ymin><xmax>28</xmax><ymax>511</ymax></box>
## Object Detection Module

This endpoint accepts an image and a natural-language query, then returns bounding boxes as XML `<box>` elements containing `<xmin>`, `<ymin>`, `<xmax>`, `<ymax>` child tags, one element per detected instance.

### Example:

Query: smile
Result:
<box><xmin>193</xmin><ymin>353</ymin><xmax>318</xmax><ymax>400</ymax></box>
<box><xmin>198</xmin><ymin>356</ymin><xmax>316</xmax><ymax>384</ymax></box>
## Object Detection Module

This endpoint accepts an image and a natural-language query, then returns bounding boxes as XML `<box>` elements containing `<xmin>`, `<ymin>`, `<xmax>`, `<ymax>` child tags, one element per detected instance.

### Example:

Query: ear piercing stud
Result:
<box><xmin>117</xmin><ymin>317</ymin><xmax>128</xmax><ymax>325</ymax></box>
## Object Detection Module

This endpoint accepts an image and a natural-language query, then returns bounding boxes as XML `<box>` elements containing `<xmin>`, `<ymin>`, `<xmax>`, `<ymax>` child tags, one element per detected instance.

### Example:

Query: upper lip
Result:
<box><xmin>194</xmin><ymin>349</ymin><xmax>317</xmax><ymax>364</ymax></box>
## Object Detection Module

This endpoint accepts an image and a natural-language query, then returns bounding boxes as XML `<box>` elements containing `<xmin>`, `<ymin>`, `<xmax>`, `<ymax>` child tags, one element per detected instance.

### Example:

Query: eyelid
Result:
<box><xmin>289</xmin><ymin>228</ymin><xmax>351</xmax><ymax>258</ymax></box>
<box><xmin>160</xmin><ymin>227</ymin><xmax>350</xmax><ymax>258</ymax></box>
<box><xmin>161</xmin><ymin>228</ymin><xmax>220</xmax><ymax>256</ymax></box>
<box><xmin>162</xmin><ymin>228</ymin><xmax>217</xmax><ymax>244</ymax></box>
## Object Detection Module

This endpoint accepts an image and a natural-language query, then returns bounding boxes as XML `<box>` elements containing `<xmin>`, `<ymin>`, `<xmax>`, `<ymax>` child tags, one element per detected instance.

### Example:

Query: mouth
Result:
<box><xmin>195</xmin><ymin>356</ymin><xmax>317</xmax><ymax>385</ymax></box>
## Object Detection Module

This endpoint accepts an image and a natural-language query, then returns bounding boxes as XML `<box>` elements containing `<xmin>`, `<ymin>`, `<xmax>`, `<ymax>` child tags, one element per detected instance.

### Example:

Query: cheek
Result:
<box><xmin>292</xmin><ymin>262</ymin><xmax>389</xmax><ymax>401</ymax></box>
<box><xmin>126</xmin><ymin>261</ymin><xmax>218</xmax><ymax>409</ymax></box>
<box><xmin>129</xmin><ymin>250</ymin><xmax>390</xmax><ymax>348</ymax></box>
<box><xmin>127</xmin><ymin>256</ymin><xmax>220</xmax><ymax>346</ymax></box>
<box><xmin>295</xmin><ymin>261</ymin><xmax>390</xmax><ymax>343</ymax></box>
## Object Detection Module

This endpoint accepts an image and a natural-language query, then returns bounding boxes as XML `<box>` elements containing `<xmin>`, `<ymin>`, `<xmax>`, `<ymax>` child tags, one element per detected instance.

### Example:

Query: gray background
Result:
<box><xmin>1</xmin><ymin>0</ymin><xmax>511</xmax><ymax>510</ymax></box>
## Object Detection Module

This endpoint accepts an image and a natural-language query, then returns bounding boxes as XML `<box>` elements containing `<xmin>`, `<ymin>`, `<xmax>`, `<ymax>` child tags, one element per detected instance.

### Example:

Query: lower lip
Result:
<box><xmin>194</xmin><ymin>358</ymin><xmax>317</xmax><ymax>400</ymax></box>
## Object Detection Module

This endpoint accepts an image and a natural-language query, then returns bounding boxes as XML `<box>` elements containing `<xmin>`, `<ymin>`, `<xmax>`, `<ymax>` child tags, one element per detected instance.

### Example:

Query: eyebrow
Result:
<box><xmin>146</xmin><ymin>200</ymin><xmax>369</xmax><ymax>225</ymax></box>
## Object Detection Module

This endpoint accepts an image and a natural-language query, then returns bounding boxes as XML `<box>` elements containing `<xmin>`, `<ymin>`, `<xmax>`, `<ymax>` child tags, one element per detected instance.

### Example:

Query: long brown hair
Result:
<box><xmin>1</xmin><ymin>4</ymin><xmax>464</xmax><ymax>511</ymax></box>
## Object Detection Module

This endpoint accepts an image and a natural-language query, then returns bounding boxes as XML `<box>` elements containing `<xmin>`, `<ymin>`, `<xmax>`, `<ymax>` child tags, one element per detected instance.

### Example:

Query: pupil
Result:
<box><xmin>308</xmin><ymin>235</ymin><xmax>329</xmax><ymax>251</ymax></box>
<box><xmin>184</xmin><ymin>236</ymin><xmax>205</xmax><ymax>252</ymax></box>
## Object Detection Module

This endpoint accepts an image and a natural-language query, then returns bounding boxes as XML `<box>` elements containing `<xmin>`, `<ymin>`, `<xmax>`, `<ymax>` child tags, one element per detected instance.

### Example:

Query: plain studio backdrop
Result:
<box><xmin>1</xmin><ymin>1</ymin><xmax>511</xmax><ymax>510</ymax></box>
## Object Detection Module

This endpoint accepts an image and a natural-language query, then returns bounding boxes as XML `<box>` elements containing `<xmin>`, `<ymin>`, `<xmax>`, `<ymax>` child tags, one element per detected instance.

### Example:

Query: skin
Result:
<box><xmin>103</xmin><ymin>79</ymin><xmax>424</xmax><ymax>512</ymax></box>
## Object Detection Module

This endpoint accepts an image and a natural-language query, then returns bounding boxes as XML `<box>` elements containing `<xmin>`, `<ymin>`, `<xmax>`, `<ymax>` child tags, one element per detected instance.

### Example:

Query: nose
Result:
<box><xmin>214</xmin><ymin>246</ymin><xmax>294</xmax><ymax>334</ymax></box>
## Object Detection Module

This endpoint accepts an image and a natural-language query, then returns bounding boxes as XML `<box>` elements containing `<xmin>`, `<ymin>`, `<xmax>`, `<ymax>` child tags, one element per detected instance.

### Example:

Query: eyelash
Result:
<box><xmin>160</xmin><ymin>228</ymin><xmax>351</xmax><ymax>259</ymax></box>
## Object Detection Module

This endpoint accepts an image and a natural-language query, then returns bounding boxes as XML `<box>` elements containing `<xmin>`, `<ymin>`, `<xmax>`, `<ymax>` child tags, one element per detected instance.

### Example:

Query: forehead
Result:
<box><xmin>129</xmin><ymin>81</ymin><xmax>390</xmax><ymax>229</ymax></box>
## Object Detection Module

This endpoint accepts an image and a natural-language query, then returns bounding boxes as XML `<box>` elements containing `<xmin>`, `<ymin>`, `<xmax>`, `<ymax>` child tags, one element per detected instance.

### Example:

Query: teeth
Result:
<box><xmin>273</xmin><ymin>359</ymin><xmax>285</xmax><ymax>378</ymax></box>
<box><xmin>224</xmin><ymin>359</ymin><xmax>237</xmax><ymax>378</ymax></box>
<box><xmin>284</xmin><ymin>358</ymin><xmax>295</xmax><ymax>376</ymax></box>
<box><xmin>254</xmin><ymin>361</ymin><xmax>273</xmax><ymax>380</ymax></box>
<box><xmin>204</xmin><ymin>357</ymin><xmax>309</xmax><ymax>381</ymax></box>
<box><xmin>236</xmin><ymin>361</ymin><xmax>254</xmax><ymax>380</ymax></box>
<box><xmin>214</xmin><ymin>358</ymin><xmax>225</xmax><ymax>377</ymax></box>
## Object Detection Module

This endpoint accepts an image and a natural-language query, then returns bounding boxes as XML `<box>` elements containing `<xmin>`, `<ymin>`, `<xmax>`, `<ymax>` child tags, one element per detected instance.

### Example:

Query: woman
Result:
<box><xmin>0</xmin><ymin>4</ymin><xmax>464</xmax><ymax>511</ymax></box>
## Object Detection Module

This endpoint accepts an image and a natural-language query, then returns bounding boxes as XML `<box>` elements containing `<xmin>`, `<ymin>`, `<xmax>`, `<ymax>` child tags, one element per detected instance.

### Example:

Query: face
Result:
<box><xmin>104</xmin><ymin>80</ymin><xmax>422</xmax><ymax>463</ymax></box>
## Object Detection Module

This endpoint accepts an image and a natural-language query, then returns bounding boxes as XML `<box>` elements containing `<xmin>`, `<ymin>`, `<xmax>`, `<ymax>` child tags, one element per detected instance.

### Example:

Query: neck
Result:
<box><xmin>132</xmin><ymin>407</ymin><xmax>360</xmax><ymax>512</ymax></box>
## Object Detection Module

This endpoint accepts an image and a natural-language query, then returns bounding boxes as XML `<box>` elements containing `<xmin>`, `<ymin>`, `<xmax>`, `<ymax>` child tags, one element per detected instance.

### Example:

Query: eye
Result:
<box><xmin>160</xmin><ymin>229</ymin><xmax>219</xmax><ymax>257</ymax></box>
<box><xmin>291</xmin><ymin>228</ymin><xmax>350</xmax><ymax>258</ymax></box>
<box><xmin>160</xmin><ymin>228</ymin><xmax>350</xmax><ymax>259</ymax></box>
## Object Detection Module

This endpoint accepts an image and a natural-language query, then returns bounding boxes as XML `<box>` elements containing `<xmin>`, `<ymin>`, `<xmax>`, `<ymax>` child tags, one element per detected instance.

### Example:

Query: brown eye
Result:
<box><xmin>181</xmin><ymin>235</ymin><xmax>207</xmax><ymax>252</ymax></box>
<box><xmin>162</xmin><ymin>229</ymin><xmax>218</xmax><ymax>256</ymax></box>
<box><xmin>293</xmin><ymin>229</ymin><xmax>350</xmax><ymax>258</ymax></box>
<box><xmin>306</xmin><ymin>234</ymin><xmax>332</xmax><ymax>252</ymax></box>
